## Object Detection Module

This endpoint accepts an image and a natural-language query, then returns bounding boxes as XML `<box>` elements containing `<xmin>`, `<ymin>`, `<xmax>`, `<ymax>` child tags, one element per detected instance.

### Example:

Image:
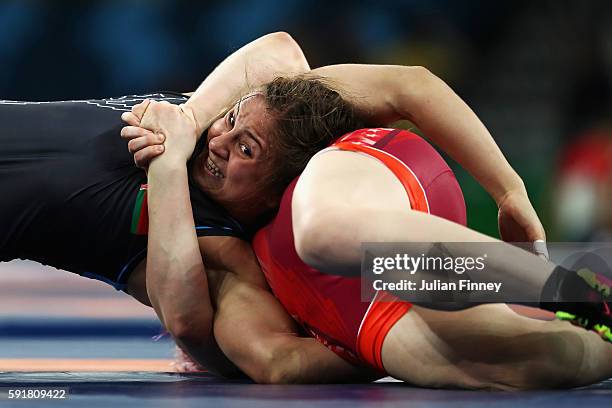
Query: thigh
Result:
<box><xmin>381</xmin><ymin>304</ymin><xmax>587</xmax><ymax>389</ymax></box>
<box><xmin>294</xmin><ymin>149</ymin><xmax>412</xmax><ymax>214</ymax></box>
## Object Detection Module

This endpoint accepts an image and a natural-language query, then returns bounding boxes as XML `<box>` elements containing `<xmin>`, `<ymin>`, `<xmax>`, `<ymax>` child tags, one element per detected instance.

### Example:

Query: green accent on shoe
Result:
<box><xmin>555</xmin><ymin>311</ymin><xmax>576</xmax><ymax>321</ymax></box>
<box><xmin>555</xmin><ymin>311</ymin><xmax>589</xmax><ymax>328</ymax></box>
<box><xmin>593</xmin><ymin>324</ymin><xmax>612</xmax><ymax>342</ymax></box>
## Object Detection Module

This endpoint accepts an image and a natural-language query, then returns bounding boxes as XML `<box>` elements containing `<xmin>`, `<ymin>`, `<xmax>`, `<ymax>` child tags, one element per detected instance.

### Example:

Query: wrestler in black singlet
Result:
<box><xmin>0</xmin><ymin>93</ymin><xmax>245</xmax><ymax>290</ymax></box>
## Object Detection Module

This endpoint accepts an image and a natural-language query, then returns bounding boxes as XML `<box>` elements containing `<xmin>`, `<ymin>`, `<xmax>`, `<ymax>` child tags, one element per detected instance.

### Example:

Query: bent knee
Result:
<box><xmin>293</xmin><ymin>205</ymin><xmax>361</xmax><ymax>271</ymax></box>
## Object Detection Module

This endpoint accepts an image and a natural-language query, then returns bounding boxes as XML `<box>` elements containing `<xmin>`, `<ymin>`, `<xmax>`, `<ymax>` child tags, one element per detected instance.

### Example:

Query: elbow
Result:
<box><xmin>394</xmin><ymin>65</ymin><xmax>440</xmax><ymax>120</ymax></box>
<box><xmin>252</xmin><ymin>349</ymin><xmax>301</xmax><ymax>385</ymax></box>
<box><xmin>265</xmin><ymin>31</ymin><xmax>310</xmax><ymax>73</ymax></box>
<box><xmin>239</xmin><ymin>334</ymin><xmax>303</xmax><ymax>384</ymax></box>
<box><xmin>144</xmin><ymin>260</ymin><xmax>212</xmax><ymax>341</ymax></box>
<box><xmin>266</xmin><ymin>31</ymin><xmax>295</xmax><ymax>46</ymax></box>
<box><xmin>410</xmin><ymin>65</ymin><xmax>433</xmax><ymax>76</ymax></box>
<box><xmin>263</xmin><ymin>366</ymin><xmax>296</xmax><ymax>385</ymax></box>
<box><xmin>398</xmin><ymin>65</ymin><xmax>435</xmax><ymax>82</ymax></box>
<box><xmin>253</xmin><ymin>365</ymin><xmax>291</xmax><ymax>385</ymax></box>
<box><xmin>165</xmin><ymin>312</ymin><xmax>213</xmax><ymax>346</ymax></box>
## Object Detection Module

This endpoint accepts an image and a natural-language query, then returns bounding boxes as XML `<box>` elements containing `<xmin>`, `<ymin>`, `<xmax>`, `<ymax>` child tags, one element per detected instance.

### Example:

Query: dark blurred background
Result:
<box><xmin>1</xmin><ymin>0</ymin><xmax>610</xmax><ymax>241</ymax></box>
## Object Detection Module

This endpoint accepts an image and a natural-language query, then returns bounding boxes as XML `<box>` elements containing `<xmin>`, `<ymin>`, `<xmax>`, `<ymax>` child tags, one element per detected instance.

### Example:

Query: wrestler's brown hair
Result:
<box><xmin>261</xmin><ymin>75</ymin><xmax>365</xmax><ymax>196</ymax></box>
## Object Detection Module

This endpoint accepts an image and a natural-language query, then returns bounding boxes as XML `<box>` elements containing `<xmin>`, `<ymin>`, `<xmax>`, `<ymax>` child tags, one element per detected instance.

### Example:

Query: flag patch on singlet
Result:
<box><xmin>131</xmin><ymin>184</ymin><xmax>149</xmax><ymax>235</ymax></box>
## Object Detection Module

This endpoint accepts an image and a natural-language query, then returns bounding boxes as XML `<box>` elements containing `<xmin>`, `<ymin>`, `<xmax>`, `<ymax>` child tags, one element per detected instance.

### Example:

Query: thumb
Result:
<box><xmin>525</xmin><ymin>217</ymin><xmax>546</xmax><ymax>242</ymax></box>
<box><xmin>533</xmin><ymin>239</ymin><xmax>550</xmax><ymax>261</ymax></box>
<box><xmin>132</xmin><ymin>99</ymin><xmax>151</xmax><ymax>122</ymax></box>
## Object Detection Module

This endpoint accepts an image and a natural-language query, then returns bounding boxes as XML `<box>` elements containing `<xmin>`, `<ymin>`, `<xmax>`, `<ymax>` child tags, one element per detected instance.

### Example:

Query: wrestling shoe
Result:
<box><xmin>554</xmin><ymin>308</ymin><xmax>612</xmax><ymax>342</ymax></box>
<box><xmin>541</xmin><ymin>266</ymin><xmax>612</xmax><ymax>342</ymax></box>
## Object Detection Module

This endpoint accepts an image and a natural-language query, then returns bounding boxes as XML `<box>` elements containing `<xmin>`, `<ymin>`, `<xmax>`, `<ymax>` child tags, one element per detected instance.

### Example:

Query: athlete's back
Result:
<box><xmin>0</xmin><ymin>93</ymin><xmax>243</xmax><ymax>289</ymax></box>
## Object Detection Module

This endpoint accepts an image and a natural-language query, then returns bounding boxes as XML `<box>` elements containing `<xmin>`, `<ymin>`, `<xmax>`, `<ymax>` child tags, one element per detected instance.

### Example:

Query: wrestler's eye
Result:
<box><xmin>228</xmin><ymin>110</ymin><xmax>236</xmax><ymax>127</ymax></box>
<box><xmin>239</xmin><ymin>143</ymin><xmax>252</xmax><ymax>157</ymax></box>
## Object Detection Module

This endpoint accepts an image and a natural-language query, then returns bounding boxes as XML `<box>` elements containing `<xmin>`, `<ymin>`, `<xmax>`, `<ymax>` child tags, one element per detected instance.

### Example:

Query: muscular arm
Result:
<box><xmin>212</xmin><ymin>253</ymin><xmax>379</xmax><ymax>384</ymax></box>
<box><xmin>308</xmin><ymin>64</ymin><xmax>546</xmax><ymax>244</ymax></box>
<box><xmin>145</xmin><ymin>43</ymin><xmax>524</xmax><ymax>209</ymax></box>
<box><xmin>146</xmin><ymin>150</ymin><xmax>374</xmax><ymax>382</ymax></box>
<box><xmin>133</xmin><ymin>32</ymin><xmax>309</xmax><ymax>142</ymax></box>
<box><xmin>310</xmin><ymin>64</ymin><xmax>522</xmax><ymax>205</ymax></box>
<box><xmin>183</xmin><ymin>32</ymin><xmax>309</xmax><ymax>135</ymax></box>
<box><xmin>126</xmin><ymin>32</ymin><xmax>309</xmax><ymax>374</ymax></box>
<box><xmin>146</xmin><ymin>158</ymin><xmax>239</xmax><ymax>376</ymax></box>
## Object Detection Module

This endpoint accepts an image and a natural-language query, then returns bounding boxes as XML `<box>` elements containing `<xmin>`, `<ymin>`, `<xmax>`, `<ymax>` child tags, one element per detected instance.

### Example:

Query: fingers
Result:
<box><xmin>121</xmin><ymin>125</ymin><xmax>166</xmax><ymax>169</ymax></box>
<box><xmin>526</xmin><ymin>219</ymin><xmax>546</xmax><ymax>241</ymax></box>
<box><xmin>120</xmin><ymin>99</ymin><xmax>155</xmax><ymax>126</ymax></box>
<box><xmin>120</xmin><ymin>125</ymin><xmax>154</xmax><ymax>140</ymax></box>
<box><xmin>121</xmin><ymin>111</ymin><xmax>141</xmax><ymax>126</ymax></box>
<box><xmin>127</xmin><ymin>132</ymin><xmax>165</xmax><ymax>155</ymax></box>
<box><xmin>138</xmin><ymin>99</ymin><xmax>179</xmax><ymax>131</ymax></box>
<box><xmin>526</xmin><ymin>222</ymin><xmax>548</xmax><ymax>260</ymax></box>
<box><xmin>533</xmin><ymin>239</ymin><xmax>550</xmax><ymax>261</ymax></box>
<box><xmin>134</xmin><ymin>145</ymin><xmax>165</xmax><ymax>169</ymax></box>
<box><xmin>121</xmin><ymin>125</ymin><xmax>165</xmax><ymax>141</ymax></box>
<box><xmin>131</xmin><ymin>99</ymin><xmax>151</xmax><ymax>122</ymax></box>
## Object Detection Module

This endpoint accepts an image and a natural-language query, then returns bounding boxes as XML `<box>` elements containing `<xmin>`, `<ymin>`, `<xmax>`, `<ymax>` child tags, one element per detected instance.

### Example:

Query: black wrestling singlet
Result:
<box><xmin>0</xmin><ymin>93</ymin><xmax>245</xmax><ymax>290</ymax></box>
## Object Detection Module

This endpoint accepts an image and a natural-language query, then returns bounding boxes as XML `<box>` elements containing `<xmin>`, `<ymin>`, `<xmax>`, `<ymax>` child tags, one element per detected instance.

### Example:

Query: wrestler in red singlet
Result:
<box><xmin>252</xmin><ymin>128</ymin><xmax>467</xmax><ymax>372</ymax></box>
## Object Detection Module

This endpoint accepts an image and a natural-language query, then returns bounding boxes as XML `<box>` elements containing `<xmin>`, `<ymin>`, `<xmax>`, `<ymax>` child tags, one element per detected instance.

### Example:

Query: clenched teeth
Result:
<box><xmin>206</xmin><ymin>158</ymin><xmax>223</xmax><ymax>179</ymax></box>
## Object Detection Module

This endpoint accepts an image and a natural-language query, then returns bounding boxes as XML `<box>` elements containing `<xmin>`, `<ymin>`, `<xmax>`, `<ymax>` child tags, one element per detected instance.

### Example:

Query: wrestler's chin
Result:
<box><xmin>192</xmin><ymin>155</ymin><xmax>223</xmax><ymax>195</ymax></box>
<box><xmin>190</xmin><ymin>154</ymin><xmax>216</xmax><ymax>193</ymax></box>
<box><xmin>203</xmin><ymin>172</ymin><xmax>224</xmax><ymax>190</ymax></box>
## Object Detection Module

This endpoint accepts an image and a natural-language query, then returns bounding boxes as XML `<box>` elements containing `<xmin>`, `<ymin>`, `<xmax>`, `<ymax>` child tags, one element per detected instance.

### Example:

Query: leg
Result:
<box><xmin>293</xmin><ymin>149</ymin><xmax>553</xmax><ymax>296</ymax></box>
<box><xmin>294</xmin><ymin>146</ymin><xmax>612</xmax><ymax>332</ymax></box>
<box><xmin>382</xmin><ymin>304</ymin><xmax>612</xmax><ymax>390</ymax></box>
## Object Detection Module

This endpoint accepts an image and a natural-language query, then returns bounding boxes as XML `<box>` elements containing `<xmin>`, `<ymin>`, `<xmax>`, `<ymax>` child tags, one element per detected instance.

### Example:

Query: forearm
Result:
<box><xmin>394</xmin><ymin>67</ymin><xmax>524</xmax><ymax>203</ymax></box>
<box><xmin>146</xmin><ymin>160</ymin><xmax>240</xmax><ymax>376</ymax></box>
<box><xmin>214</xmin><ymin>278</ymin><xmax>377</xmax><ymax>384</ymax></box>
<box><xmin>185</xmin><ymin>32</ymin><xmax>310</xmax><ymax>135</ymax></box>
<box><xmin>310</xmin><ymin>64</ymin><xmax>524</xmax><ymax>203</ymax></box>
<box><xmin>271</xmin><ymin>337</ymin><xmax>380</xmax><ymax>384</ymax></box>
<box><xmin>146</xmin><ymin>160</ymin><xmax>219</xmax><ymax>343</ymax></box>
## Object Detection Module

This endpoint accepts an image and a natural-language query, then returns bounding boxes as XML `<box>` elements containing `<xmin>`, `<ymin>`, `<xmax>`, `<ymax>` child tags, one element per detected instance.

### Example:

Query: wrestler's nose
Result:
<box><xmin>208</xmin><ymin>132</ymin><xmax>231</xmax><ymax>161</ymax></box>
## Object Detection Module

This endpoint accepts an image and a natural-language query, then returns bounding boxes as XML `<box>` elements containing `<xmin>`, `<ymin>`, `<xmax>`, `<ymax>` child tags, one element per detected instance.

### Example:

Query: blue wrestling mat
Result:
<box><xmin>0</xmin><ymin>372</ymin><xmax>611</xmax><ymax>408</ymax></box>
<box><xmin>2</xmin><ymin>262</ymin><xmax>611</xmax><ymax>407</ymax></box>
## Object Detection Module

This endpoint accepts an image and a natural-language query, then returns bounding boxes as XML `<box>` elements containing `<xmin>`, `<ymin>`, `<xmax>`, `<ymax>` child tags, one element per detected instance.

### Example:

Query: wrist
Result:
<box><xmin>184</xmin><ymin>99</ymin><xmax>227</xmax><ymax>138</ymax></box>
<box><xmin>493</xmin><ymin>176</ymin><xmax>526</xmax><ymax>206</ymax></box>
<box><xmin>178</xmin><ymin>104</ymin><xmax>203</xmax><ymax>136</ymax></box>
<box><xmin>149</xmin><ymin>157</ymin><xmax>188</xmax><ymax>178</ymax></box>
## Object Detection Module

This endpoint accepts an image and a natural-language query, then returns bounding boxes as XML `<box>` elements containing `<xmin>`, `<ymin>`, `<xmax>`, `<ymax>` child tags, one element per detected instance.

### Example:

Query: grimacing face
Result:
<box><xmin>190</xmin><ymin>94</ymin><xmax>280</xmax><ymax>223</ymax></box>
